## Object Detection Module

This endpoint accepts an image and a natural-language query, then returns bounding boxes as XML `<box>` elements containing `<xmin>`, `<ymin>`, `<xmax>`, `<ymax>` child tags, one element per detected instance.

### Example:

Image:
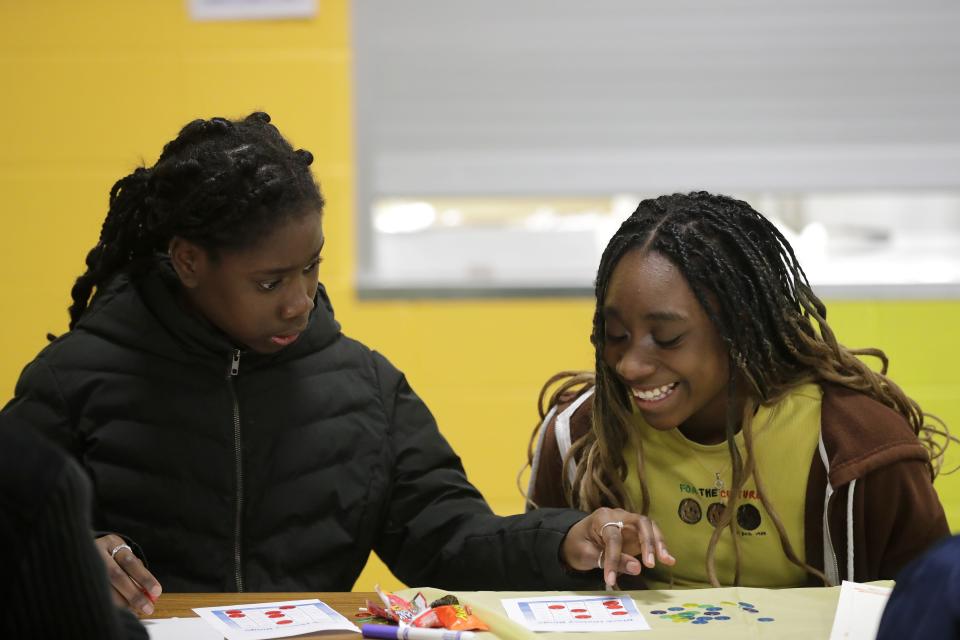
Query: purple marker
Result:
<box><xmin>360</xmin><ymin>624</ymin><xmax>478</xmax><ymax>640</ymax></box>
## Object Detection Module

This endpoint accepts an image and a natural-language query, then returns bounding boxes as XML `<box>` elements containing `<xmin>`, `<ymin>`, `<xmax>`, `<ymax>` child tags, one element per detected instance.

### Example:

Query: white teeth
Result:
<box><xmin>632</xmin><ymin>382</ymin><xmax>677</xmax><ymax>402</ymax></box>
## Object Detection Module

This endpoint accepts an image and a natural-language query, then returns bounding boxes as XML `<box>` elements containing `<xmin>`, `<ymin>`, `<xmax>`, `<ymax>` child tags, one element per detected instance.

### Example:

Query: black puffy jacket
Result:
<box><xmin>1</xmin><ymin>262</ymin><xmax>585</xmax><ymax>592</ymax></box>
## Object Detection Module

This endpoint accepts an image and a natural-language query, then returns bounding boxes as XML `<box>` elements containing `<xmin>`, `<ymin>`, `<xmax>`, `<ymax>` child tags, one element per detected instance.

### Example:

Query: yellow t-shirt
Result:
<box><xmin>623</xmin><ymin>383</ymin><xmax>822</xmax><ymax>589</ymax></box>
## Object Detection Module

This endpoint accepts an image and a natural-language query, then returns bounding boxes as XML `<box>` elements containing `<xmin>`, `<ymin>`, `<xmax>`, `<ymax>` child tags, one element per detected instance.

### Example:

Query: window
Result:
<box><xmin>353</xmin><ymin>1</ymin><xmax>960</xmax><ymax>298</ymax></box>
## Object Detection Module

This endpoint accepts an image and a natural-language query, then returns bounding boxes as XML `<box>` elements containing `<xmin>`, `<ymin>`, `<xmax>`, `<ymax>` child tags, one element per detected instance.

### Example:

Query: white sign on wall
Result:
<box><xmin>189</xmin><ymin>0</ymin><xmax>316</xmax><ymax>21</ymax></box>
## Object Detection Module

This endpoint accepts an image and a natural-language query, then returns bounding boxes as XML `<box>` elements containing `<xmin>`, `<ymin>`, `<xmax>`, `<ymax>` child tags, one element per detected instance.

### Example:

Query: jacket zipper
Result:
<box><xmin>822</xmin><ymin>485</ymin><xmax>841</xmax><ymax>585</ymax></box>
<box><xmin>818</xmin><ymin>435</ymin><xmax>841</xmax><ymax>586</ymax></box>
<box><xmin>227</xmin><ymin>349</ymin><xmax>245</xmax><ymax>592</ymax></box>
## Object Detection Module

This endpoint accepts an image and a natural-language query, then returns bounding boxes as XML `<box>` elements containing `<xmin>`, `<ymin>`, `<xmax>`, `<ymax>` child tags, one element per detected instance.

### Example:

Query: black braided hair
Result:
<box><xmin>591</xmin><ymin>191</ymin><xmax>821</xmax><ymax>407</ymax></box>
<box><xmin>588</xmin><ymin>192</ymin><xmax>943</xmax><ymax>457</ymax></box>
<box><xmin>68</xmin><ymin>112</ymin><xmax>324</xmax><ymax>329</ymax></box>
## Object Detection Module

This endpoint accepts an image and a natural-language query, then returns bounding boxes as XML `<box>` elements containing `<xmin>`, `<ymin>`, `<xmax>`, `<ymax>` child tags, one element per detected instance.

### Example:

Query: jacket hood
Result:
<box><xmin>73</xmin><ymin>258</ymin><xmax>342</xmax><ymax>370</ymax></box>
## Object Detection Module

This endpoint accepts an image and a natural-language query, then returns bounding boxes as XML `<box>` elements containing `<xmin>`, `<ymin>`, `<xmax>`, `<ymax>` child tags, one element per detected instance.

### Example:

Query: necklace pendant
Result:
<box><xmin>714</xmin><ymin>472</ymin><xmax>724</xmax><ymax>490</ymax></box>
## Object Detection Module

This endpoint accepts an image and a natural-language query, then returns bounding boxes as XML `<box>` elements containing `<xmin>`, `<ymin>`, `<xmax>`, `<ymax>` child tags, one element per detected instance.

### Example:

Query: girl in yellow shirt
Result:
<box><xmin>527</xmin><ymin>192</ymin><xmax>952</xmax><ymax>590</ymax></box>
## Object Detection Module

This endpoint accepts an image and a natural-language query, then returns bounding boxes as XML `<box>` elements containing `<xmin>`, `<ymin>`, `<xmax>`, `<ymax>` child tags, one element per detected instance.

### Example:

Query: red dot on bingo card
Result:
<box><xmin>277</xmin><ymin>620</ymin><xmax>293</xmax><ymax>625</ymax></box>
<box><xmin>225</xmin><ymin>610</ymin><xmax>242</xmax><ymax>614</ymax></box>
<box><xmin>575</xmin><ymin>615</ymin><xmax>591</xmax><ymax>619</ymax></box>
<box><xmin>603</xmin><ymin>601</ymin><xmax>619</xmax><ymax>606</ymax></box>
<box><xmin>548</xmin><ymin>605</ymin><xmax>565</xmax><ymax>610</ymax></box>
<box><xmin>228</xmin><ymin>614</ymin><xmax>245</xmax><ymax>618</ymax></box>
<box><xmin>279</xmin><ymin>605</ymin><xmax>296</xmax><ymax>609</ymax></box>
<box><xmin>267</xmin><ymin>611</ymin><xmax>281</xmax><ymax>615</ymax></box>
<box><xmin>570</xmin><ymin>609</ymin><xmax>587</xmax><ymax>613</ymax></box>
<box><xmin>605</xmin><ymin>604</ymin><xmax>624</xmax><ymax>609</ymax></box>
<box><xmin>612</xmin><ymin>611</ymin><xmax>629</xmax><ymax>616</ymax></box>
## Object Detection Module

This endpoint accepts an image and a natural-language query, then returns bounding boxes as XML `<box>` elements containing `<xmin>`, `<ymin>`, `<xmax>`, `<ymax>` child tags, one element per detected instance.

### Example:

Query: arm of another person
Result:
<box><xmin>1</xmin><ymin>355</ymin><xmax>162</xmax><ymax>614</ymax></box>
<box><xmin>1</xmin><ymin>452</ymin><xmax>146</xmax><ymax>639</ymax></box>
<box><xmin>875</xmin><ymin>535</ymin><xmax>960</xmax><ymax>640</ymax></box>
<box><xmin>370</xmin><ymin>355</ymin><xmax>671</xmax><ymax>590</ymax></box>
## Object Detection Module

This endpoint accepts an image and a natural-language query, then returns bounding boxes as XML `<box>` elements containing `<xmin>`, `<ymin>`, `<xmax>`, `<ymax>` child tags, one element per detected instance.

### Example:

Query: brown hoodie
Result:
<box><xmin>528</xmin><ymin>383</ymin><xmax>948</xmax><ymax>586</ymax></box>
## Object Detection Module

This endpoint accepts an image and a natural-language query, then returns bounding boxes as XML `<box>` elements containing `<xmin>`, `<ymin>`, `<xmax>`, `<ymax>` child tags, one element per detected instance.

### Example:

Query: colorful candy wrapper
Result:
<box><xmin>366</xmin><ymin>587</ymin><xmax>488</xmax><ymax>632</ymax></box>
<box><xmin>364</xmin><ymin>585</ymin><xmax>417</xmax><ymax>624</ymax></box>
<box><xmin>413</xmin><ymin>603</ymin><xmax>489</xmax><ymax>631</ymax></box>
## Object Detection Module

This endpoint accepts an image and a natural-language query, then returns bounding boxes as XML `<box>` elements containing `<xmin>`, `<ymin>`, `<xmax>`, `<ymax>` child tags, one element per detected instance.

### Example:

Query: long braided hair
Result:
<box><xmin>527</xmin><ymin>191</ymin><xmax>952</xmax><ymax>586</ymax></box>
<box><xmin>67</xmin><ymin>112</ymin><xmax>324</xmax><ymax>329</ymax></box>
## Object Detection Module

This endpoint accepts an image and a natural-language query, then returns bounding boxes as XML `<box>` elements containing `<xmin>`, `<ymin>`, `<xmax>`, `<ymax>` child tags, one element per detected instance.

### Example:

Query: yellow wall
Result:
<box><xmin>2</xmin><ymin>2</ymin><xmax>959</xmax><ymax>595</ymax></box>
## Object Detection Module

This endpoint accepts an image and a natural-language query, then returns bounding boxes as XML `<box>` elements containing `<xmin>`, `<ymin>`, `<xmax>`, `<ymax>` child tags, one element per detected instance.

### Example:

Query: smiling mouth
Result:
<box><xmin>631</xmin><ymin>382</ymin><xmax>679</xmax><ymax>403</ymax></box>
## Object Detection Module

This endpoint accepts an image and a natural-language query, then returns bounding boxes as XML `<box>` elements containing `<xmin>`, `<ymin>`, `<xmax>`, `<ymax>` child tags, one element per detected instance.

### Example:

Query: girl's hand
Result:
<box><xmin>561</xmin><ymin>507</ymin><xmax>675</xmax><ymax>589</ymax></box>
<box><xmin>95</xmin><ymin>534</ymin><xmax>162</xmax><ymax>616</ymax></box>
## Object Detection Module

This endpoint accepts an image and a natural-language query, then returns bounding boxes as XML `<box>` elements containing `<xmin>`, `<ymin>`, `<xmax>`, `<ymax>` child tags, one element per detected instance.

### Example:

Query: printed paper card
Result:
<box><xmin>501</xmin><ymin>595</ymin><xmax>650</xmax><ymax>632</ymax></box>
<box><xmin>828</xmin><ymin>581</ymin><xmax>893</xmax><ymax>640</ymax></box>
<box><xmin>192</xmin><ymin>598</ymin><xmax>358</xmax><ymax>640</ymax></box>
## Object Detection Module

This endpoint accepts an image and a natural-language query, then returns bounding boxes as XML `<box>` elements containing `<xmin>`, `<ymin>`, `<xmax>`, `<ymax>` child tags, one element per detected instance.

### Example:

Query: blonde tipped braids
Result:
<box><xmin>703</xmin><ymin>395</ymin><xmax>831</xmax><ymax>587</ymax></box>
<box><xmin>704</xmin><ymin>384</ymin><xmax>747</xmax><ymax>587</ymax></box>
<box><xmin>741</xmin><ymin>397</ymin><xmax>831</xmax><ymax>586</ymax></box>
<box><xmin>569</xmin><ymin>364</ymin><xmax>639</xmax><ymax>512</ymax></box>
<box><xmin>793</xmin><ymin>282</ymin><xmax>956</xmax><ymax>478</ymax></box>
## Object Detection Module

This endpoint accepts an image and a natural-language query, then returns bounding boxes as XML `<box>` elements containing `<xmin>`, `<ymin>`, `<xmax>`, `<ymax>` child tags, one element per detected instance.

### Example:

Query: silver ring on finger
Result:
<box><xmin>600</xmin><ymin>520</ymin><xmax>624</xmax><ymax>537</ymax></box>
<box><xmin>109</xmin><ymin>543</ymin><xmax>132</xmax><ymax>559</ymax></box>
<box><xmin>597</xmin><ymin>550</ymin><xmax>604</xmax><ymax>570</ymax></box>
